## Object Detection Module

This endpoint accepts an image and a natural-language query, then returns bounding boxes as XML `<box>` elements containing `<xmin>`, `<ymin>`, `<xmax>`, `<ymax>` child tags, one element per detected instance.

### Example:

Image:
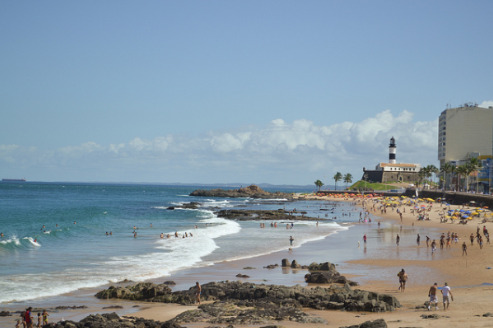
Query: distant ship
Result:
<box><xmin>2</xmin><ymin>178</ymin><xmax>26</xmax><ymax>182</ymax></box>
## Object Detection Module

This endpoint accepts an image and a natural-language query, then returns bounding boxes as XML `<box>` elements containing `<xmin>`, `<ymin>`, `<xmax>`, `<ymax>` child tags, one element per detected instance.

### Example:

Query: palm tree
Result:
<box><xmin>440</xmin><ymin>163</ymin><xmax>453</xmax><ymax>190</ymax></box>
<box><xmin>427</xmin><ymin>164</ymin><xmax>439</xmax><ymax>189</ymax></box>
<box><xmin>467</xmin><ymin>157</ymin><xmax>482</xmax><ymax>191</ymax></box>
<box><xmin>343</xmin><ymin>173</ymin><xmax>353</xmax><ymax>190</ymax></box>
<box><xmin>314</xmin><ymin>180</ymin><xmax>324</xmax><ymax>191</ymax></box>
<box><xmin>333</xmin><ymin>172</ymin><xmax>342</xmax><ymax>191</ymax></box>
<box><xmin>450</xmin><ymin>164</ymin><xmax>459</xmax><ymax>190</ymax></box>
<box><xmin>456</xmin><ymin>165</ymin><xmax>468</xmax><ymax>191</ymax></box>
<box><xmin>418</xmin><ymin>168</ymin><xmax>427</xmax><ymax>189</ymax></box>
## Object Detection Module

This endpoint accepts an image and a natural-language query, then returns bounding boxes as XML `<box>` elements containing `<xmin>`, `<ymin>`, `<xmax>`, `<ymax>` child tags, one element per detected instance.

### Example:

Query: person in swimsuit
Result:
<box><xmin>195</xmin><ymin>282</ymin><xmax>202</xmax><ymax>305</ymax></box>
<box><xmin>428</xmin><ymin>283</ymin><xmax>439</xmax><ymax>310</ymax></box>
<box><xmin>289</xmin><ymin>236</ymin><xmax>294</xmax><ymax>246</ymax></box>
<box><xmin>42</xmin><ymin>310</ymin><xmax>48</xmax><ymax>325</ymax></box>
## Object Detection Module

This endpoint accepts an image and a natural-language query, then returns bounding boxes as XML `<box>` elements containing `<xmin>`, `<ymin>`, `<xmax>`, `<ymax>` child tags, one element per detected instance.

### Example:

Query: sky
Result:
<box><xmin>1</xmin><ymin>1</ymin><xmax>492</xmax><ymax>185</ymax></box>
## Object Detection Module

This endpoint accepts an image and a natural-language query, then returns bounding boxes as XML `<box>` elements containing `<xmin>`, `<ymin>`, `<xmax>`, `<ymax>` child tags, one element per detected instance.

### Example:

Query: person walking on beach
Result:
<box><xmin>396</xmin><ymin>234</ymin><xmax>400</xmax><ymax>246</ymax></box>
<box><xmin>470</xmin><ymin>233</ymin><xmax>474</xmax><ymax>245</ymax></box>
<box><xmin>397</xmin><ymin>269</ymin><xmax>408</xmax><ymax>292</ymax></box>
<box><xmin>417</xmin><ymin>234</ymin><xmax>420</xmax><ymax>245</ymax></box>
<box><xmin>431</xmin><ymin>240</ymin><xmax>437</xmax><ymax>254</ymax></box>
<box><xmin>289</xmin><ymin>236</ymin><xmax>294</xmax><ymax>246</ymax></box>
<box><xmin>428</xmin><ymin>283</ymin><xmax>439</xmax><ymax>310</ymax></box>
<box><xmin>462</xmin><ymin>242</ymin><xmax>467</xmax><ymax>256</ymax></box>
<box><xmin>37</xmin><ymin>313</ymin><xmax>41</xmax><ymax>328</ymax></box>
<box><xmin>441</xmin><ymin>282</ymin><xmax>454</xmax><ymax>311</ymax></box>
<box><xmin>363</xmin><ymin>234</ymin><xmax>367</xmax><ymax>244</ymax></box>
<box><xmin>195</xmin><ymin>282</ymin><xmax>202</xmax><ymax>305</ymax></box>
<box><xmin>426</xmin><ymin>236</ymin><xmax>430</xmax><ymax>247</ymax></box>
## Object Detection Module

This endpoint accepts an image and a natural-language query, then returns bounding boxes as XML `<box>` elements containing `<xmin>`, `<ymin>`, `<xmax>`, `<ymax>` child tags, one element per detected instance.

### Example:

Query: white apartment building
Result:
<box><xmin>438</xmin><ymin>104</ymin><xmax>493</xmax><ymax>166</ymax></box>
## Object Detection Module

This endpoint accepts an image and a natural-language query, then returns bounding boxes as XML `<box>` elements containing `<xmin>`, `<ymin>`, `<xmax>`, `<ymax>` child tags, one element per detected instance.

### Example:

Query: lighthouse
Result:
<box><xmin>389</xmin><ymin>137</ymin><xmax>396</xmax><ymax>164</ymax></box>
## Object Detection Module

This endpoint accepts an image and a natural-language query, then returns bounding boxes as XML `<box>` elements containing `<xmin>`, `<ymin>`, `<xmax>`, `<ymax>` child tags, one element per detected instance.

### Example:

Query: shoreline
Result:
<box><xmin>3</xmin><ymin>195</ymin><xmax>493</xmax><ymax>327</ymax></box>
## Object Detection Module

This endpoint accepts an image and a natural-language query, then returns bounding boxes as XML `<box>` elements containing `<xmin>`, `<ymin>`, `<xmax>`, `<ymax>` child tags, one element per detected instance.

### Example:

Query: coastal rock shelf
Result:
<box><xmin>96</xmin><ymin>280</ymin><xmax>400</xmax><ymax>313</ymax></box>
<box><xmin>42</xmin><ymin>312</ymin><xmax>182</xmax><ymax>328</ymax></box>
<box><xmin>189</xmin><ymin>185</ymin><xmax>294</xmax><ymax>199</ymax></box>
<box><xmin>216</xmin><ymin>209</ymin><xmax>318</xmax><ymax>221</ymax></box>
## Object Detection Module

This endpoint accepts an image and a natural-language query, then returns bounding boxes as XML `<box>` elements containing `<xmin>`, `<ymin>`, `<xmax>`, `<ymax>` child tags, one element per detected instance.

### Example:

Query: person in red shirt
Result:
<box><xmin>24</xmin><ymin>307</ymin><xmax>33</xmax><ymax>328</ymax></box>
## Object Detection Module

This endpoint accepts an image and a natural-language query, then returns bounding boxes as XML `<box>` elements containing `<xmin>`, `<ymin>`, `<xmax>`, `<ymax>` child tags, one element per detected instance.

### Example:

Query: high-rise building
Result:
<box><xmin>438</xmin><ymin>104</ymin><xmax>493</xmax><ymax>166</ymax></box>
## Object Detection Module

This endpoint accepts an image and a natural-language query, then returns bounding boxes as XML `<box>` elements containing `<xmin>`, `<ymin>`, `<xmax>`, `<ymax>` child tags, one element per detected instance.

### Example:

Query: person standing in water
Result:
<box><xmin>289</xmin><ymin>236</ymin><xmax>294</xmax><ymax>246</ymax></box>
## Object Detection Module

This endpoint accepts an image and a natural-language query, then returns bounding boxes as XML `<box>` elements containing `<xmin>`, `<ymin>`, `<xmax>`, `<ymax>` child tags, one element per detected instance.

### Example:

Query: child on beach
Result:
<box><xmin>37</xmin><ymin>313</ymin><xmax>41</xmax><ymax>328</ymax></box>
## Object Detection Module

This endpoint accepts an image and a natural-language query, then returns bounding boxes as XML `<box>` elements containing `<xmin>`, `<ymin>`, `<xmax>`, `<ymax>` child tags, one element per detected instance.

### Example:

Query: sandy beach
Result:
<box><xmin>3</xmin><ymin>194</ymin><xmax>493</xmax><ymax>328</ymax></box>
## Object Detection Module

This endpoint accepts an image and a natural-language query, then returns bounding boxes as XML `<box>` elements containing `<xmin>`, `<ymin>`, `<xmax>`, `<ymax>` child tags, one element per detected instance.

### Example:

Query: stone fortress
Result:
<box><xmin>362</xmin><ymin>137</ymin><xmax>421</xmax><ymax>183</ymax></box>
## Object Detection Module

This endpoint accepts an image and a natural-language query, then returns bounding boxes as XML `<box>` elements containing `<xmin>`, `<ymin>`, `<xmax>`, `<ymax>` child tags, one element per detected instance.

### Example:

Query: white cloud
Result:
<box><xmin>479</xmin><ymin>101</ymin><xmax>493</xmax><ymax>108</ymax></box>
<box><xmin>0</xmin><ymin>110</ymin><xmax>440</xmax><ymax>183</ymax></box>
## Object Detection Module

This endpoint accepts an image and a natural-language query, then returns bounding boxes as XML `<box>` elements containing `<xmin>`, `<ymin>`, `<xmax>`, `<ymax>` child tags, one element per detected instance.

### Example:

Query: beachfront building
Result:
<box><xmin>438</xmin><ymin>103</ymin><xmax>493</xmax><ymax>190</ymax></box>
<box><xmin>362</xmin><ymin>137</ymin><xmax>421</xmax><ymax>183</ymax></box>
<box><xmin>438</xmin><ymin>103</ymin><xmax>493</xmax><ymax>166</ymax></box>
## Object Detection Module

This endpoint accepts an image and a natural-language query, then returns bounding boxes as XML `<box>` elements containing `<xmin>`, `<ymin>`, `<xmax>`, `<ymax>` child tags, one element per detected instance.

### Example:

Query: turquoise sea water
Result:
<box><xmin>0</xmin><ymin>182</ymin><xmax>357</xmax><ymax>304</ymax></box>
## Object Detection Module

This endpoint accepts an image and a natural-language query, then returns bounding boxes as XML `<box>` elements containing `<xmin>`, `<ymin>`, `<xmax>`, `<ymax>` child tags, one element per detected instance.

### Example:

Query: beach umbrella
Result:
<box><xmin>465</xmin><ymin>211</ymin><xmax>472</xmax><ymax>214</ymax></box>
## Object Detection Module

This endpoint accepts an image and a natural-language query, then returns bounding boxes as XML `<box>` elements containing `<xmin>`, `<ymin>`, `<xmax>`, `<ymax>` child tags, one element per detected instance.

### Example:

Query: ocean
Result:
<box><xmin>0</xmin><ymin>182</ymin><xmax>359</xmax><ymax>305</ymax></box>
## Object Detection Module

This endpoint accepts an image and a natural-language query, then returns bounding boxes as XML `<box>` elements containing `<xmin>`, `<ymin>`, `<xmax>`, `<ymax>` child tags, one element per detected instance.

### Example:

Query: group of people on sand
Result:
<box><xmin>397</xmin><ymin>269</ymin><xmax>454</xmax><ymax>311</ymax></box>
<box><xmin>17</xmin><ymin>307</ymin><xmax>49</xmax><ymax>328</ymax></box>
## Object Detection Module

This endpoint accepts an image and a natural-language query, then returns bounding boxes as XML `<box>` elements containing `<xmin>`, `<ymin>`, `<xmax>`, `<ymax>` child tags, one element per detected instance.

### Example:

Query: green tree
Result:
<box><xmin>466</xmin><ymin>157</ymin><xmax>482</xmax><ymax>191</ymax></box>
<box><xmin>343</xmin><ymin>173</ymin><xmax>353</xmax><ymax>190</ymax></box>
<box><xmin>314</xmin><ymin>179</ymin><xmax>324</xmax><ymax>191</ymax></box>
<box><xmin>440</xmin><ymin>163</ymin><xmax>454</xmax><ymax>190</ymax></box>
<box><xmin>456</xmin><ymin>164</ymin><xmax>468</xmax><ymax>190</ymax></box>
<box><xmin>333</xmin><ymin>172</ymin><xmax>342</xmax><ymax>191</ymax></box>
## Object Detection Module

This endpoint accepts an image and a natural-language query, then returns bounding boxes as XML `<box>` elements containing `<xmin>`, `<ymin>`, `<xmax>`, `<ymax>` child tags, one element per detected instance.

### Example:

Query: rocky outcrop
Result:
<box><xmin>96</xmin><ymin>280</ymin><xmax>399</xmax><ymax>312</ymax></box>
<box><xmin>0</xmin><ymin>311</ymin><xmax>11</xmax><ymax>316</ymax></box>
<box><xmin>168</xmin><ymin>301</ymin><xmax>327</xmax><ymax>325</ymax></box>
<box><xmin>305</xmin><ymin>271</ymin><xmax>358</xmax><ymax>286</ymax></box>
<box><xmin>42</xmin><ymin>312</ymin><xmax>183</xmax><ymax>328</ymax></box>
<box><xmin>190</xmin><ymin>185</ymin><xmax>294</xmax><ymax>199</ymax></box>
<box><xmin>217</xmin><ymin>209</ymin><xmax>318</xmax><ymax>221</ymax></box>
<box><xmin>341</xmin><ymin>318</ymin><xmax>388</xmax><ymax>328</ymax></box>
<box><xmin>308</xmin><ymin>262</ymin><xmax>336</xmax><ymax>271</ymax></box>
<box><xmin>95</xmin><ymin>282</ymin><xmax>195</xmax><ymax>304</ymax></box>
<box><xmin>167</xmin><ymin>202</ymin><xmax>201</xmax><ymax>210</ymax></box>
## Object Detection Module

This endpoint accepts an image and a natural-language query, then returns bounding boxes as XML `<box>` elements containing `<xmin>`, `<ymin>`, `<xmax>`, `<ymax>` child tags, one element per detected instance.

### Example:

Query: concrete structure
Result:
<box><xmin>438</xmin><ymin>104</ymin><xmax>493</xmax><ymax>166</ymax></box>
<box><xmin>362</xmin><ymin>137</ymin><xmax>421</xmax><ymax>183</ymax></box>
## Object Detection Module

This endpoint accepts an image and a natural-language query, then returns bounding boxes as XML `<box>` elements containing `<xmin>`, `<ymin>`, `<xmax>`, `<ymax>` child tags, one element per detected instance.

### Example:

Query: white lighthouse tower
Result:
<box><xmin>389</xmin><ymin>137</ymin><xmax>396</xmax><ymax>164</ymax></box>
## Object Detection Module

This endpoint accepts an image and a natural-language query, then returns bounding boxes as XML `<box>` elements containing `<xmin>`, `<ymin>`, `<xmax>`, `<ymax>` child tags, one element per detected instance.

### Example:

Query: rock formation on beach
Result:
<box><xmin>96</xmin><ymin>280</ymin><xmax>400</xmax><ymax>313</ymax></box>
<box><xmin>279</xmin><ymin>260</ymin><xmax>359</xmax><ymax>286</ymax></box>
<box><xmin>39</xmin><ymin>312</ymin><xmax>182</xmax><ymax>328</ymax></box>
<box><xmin>216</xmin><ymin>209</ymin><xmax>318</xmax><ymax>221</ymax></box>
<box><xmin>189</xmin><ymin>185</ymin><xmax>294</xmax><ymax>199</ymax></box>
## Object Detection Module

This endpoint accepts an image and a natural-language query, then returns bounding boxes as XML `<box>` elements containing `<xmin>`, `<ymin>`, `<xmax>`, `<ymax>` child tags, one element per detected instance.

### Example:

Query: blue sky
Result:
<box><xmin>1</xmin><ymin>1</ymin><xmax>492</xmax><ymax>184</ymax></box>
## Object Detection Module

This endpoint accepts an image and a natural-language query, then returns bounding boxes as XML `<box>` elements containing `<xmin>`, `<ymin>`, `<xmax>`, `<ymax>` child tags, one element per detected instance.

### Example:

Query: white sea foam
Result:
<box><xmin>0</xmin><ymin>214</ymin><xmax>241</xmax><ymax>303</ymax></box>
<box><xmin>0</xmin><ymin>236</ymin><xmax>21</xmax><ymax>246</ymax></box>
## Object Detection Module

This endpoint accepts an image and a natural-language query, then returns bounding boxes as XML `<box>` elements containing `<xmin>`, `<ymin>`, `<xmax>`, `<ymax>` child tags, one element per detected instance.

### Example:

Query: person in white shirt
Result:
<box><xmin>441</xmin><ymin>282</ymin><xmax>454</xmax><ymax>310</ymax></box>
